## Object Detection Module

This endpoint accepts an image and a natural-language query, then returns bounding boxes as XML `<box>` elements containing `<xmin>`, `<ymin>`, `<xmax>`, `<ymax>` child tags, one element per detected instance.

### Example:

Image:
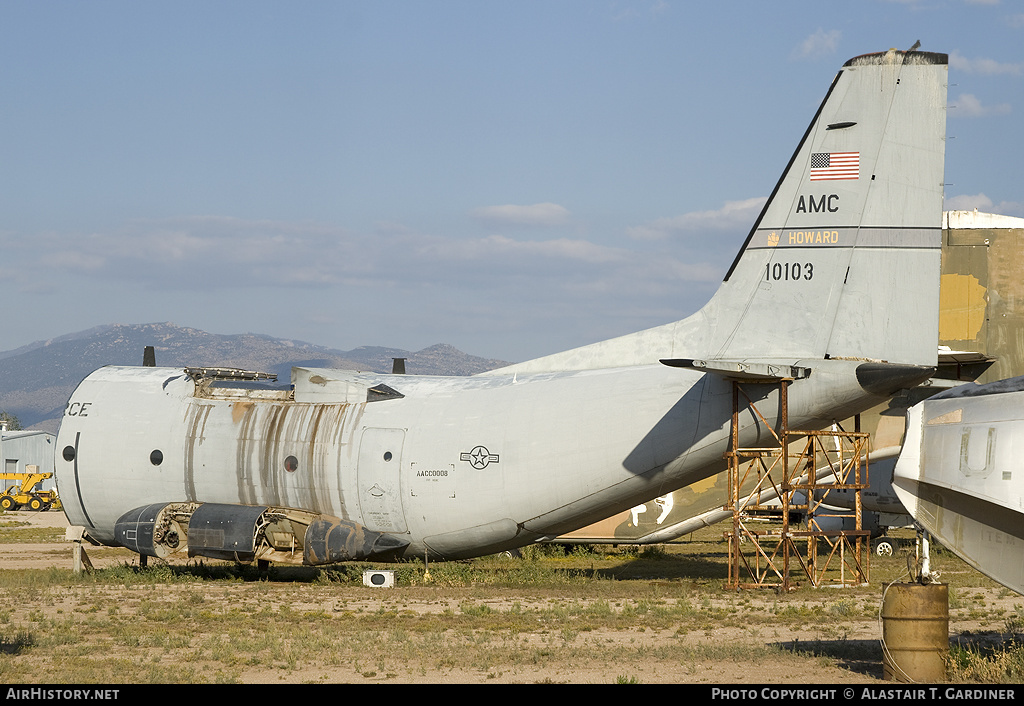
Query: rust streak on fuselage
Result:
<box><xmin>184</xmin><ymin>403</ymin><xmax>213</xmax><ymax>501</ymax></box>
<box><xmin>262</xmin><ymin>405</ymin><xmax>286</xmax><ymax>505</ymax></box>
<box><xmin>307</xmin><ymin>405</ymin><xmax>328</xmax><ymax>512</ymax></box>
<box><xmin>237</xmin><ymin>401</ymin><xmax>260</xmax><ymax>505</ymax></box>
<box><xmin>182</xmin><ymin>377</ymin><xmax>375</xmax><ymax>520</ymax></box>
<box><xmin>231</xmin><ymin>399</ymin><xmax>253</xmax><ymax>424</ymax></box>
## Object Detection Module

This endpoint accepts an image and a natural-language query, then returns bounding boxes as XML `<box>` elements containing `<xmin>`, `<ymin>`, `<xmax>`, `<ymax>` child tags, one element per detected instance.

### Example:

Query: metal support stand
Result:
<box><xmin>725</xmin><ymin>379</ymin><xmax>870</xmax><ymax>590</ymax></box>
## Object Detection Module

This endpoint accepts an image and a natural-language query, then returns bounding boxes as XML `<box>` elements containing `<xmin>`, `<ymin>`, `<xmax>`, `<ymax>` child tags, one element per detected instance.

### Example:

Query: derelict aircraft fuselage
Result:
<box><xmin>894</xmin><ymin>376</ymin><xmax>1024</xmax><ymax>595</ymax></box>
<box><xmin>55</xmin><ymin>49</ymin><xmax>949</xmax><ymax>566</ymax></box>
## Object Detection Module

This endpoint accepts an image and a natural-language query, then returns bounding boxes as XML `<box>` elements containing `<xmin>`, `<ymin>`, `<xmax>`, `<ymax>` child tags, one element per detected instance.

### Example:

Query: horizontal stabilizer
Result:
<box><xmin>660</xmin><ymin>358</ymin><xmax>812</xmax><ymax>381</ymax></box>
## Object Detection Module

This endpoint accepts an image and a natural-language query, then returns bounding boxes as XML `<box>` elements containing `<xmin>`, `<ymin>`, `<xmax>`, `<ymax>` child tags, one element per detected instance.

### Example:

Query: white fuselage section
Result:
<box><xmin>893</xmin><ymin>380</ymin><xmax>1024</xmax><ymax>595</ymax></box>
<box><xmin>56</xmin><ymin>359</ymin><xmax>889</xmax><ymax>560</ymax></box>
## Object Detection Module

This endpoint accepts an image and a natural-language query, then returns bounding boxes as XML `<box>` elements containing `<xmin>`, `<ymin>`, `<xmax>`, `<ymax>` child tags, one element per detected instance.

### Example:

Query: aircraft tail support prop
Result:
<box><xmin>113</xmin><ymin>502</ymin><xmax>409</xmax><ymax>566</ymax></box>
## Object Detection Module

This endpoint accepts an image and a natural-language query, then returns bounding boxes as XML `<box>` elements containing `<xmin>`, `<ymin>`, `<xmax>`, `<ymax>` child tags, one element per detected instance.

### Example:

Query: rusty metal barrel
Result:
<box><xmin>881</xmin><ymin>583</ymin><xmax>949</xmax><ymax>682</ymax></box>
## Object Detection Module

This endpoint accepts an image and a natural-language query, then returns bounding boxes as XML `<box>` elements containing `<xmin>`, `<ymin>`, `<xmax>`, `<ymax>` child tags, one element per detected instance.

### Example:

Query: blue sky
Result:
<box><xmin>1</xmin><ymin>0</ymin><xmax>1021</xmax><ymax>363</ymax></box>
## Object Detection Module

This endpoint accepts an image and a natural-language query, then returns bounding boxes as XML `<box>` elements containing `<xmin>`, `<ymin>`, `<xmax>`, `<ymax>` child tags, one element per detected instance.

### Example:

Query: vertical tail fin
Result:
<box><xmin>490</xmin><ymin>49</ymin><xmax>948</xmax><ymax>375</ymax></box>
<box><xmin>700</xmin><ymin>49</ymin><xmax>948</xmax><ymax>366</ymax></box>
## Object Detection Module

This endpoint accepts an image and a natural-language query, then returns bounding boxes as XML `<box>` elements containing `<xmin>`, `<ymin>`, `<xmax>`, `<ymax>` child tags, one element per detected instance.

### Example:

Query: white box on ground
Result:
<box><xmin>363</xmin><ymin>569</ymin><xmax>395</xmax><ymax>588</ymax></box>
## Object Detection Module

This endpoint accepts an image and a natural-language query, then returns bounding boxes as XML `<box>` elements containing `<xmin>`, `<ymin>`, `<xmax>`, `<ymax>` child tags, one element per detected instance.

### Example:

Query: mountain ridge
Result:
<box><xmin>0</xmin><ymin>322</ymin><xmax>513</xmax><ymax>432</ymax></box>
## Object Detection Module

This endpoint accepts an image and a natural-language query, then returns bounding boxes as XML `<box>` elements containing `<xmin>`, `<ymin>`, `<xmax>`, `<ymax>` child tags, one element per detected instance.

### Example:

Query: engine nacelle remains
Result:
<box><xmin>113</xmin><ymin>502</ymin><xmax>409</xmax><ymax>566</ymax></box>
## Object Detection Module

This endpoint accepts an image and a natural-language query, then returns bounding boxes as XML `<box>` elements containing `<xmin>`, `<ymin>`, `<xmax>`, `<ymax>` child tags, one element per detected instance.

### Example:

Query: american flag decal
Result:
<box><xmin>810</xmin><ymin>151</ymin><xmax>859</xmax><ymax>181</ymax></box>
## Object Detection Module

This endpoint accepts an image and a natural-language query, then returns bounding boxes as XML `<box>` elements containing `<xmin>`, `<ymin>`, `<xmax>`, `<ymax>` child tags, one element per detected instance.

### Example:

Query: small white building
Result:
<box><xmin>1</xmin><ymin>428</ymin><xmax>56</xmax><ymax>491</ymax></box>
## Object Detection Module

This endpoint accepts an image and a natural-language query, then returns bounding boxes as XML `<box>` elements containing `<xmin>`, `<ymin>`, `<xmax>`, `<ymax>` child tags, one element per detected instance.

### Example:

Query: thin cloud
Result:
<box><xmin>952</xmin><ymin>93</ymin><xmax>1011</xmax><ymax>117</ymax></box>
<box><xmin>627</xmin><ymin>197</ymin><xmax>767</xmax><ymax>240</ymax></box>
<box><xmin>471</xmin><ymin>203</ymin><xmax>571</xmax><ymax>227</ymax></box>
<box><xmin>945</xmin><ymin>193</ymin><xmax>1024</xmax><ymax>218</ymax></box>
<box><xmin>792</xmin><ymin>29</ymin><xmax>841</xmax><ymax>61</ymax></box>
<box><xmin>32</xmin><ymin>217</ymin><xmax>357</xmax><ymax>290</ymax></box>
<box><xmin>950</xmin><ymin>50</ymin><xmax>1024</xmax><ymax>76</ymax></box>
<box><xmin>18</xmin><ymin>215</ymin><xmax>704</xmax><ymax>297</ymax></box>
<box><xmin>455</xmin><ymin>234</ymin><xmax>621</xmax><ymax>264</ymax></box>
<box><xmin>945</xmin><ymin>193</ymin><xmax>994</xmax><ymax>211</ymax></box>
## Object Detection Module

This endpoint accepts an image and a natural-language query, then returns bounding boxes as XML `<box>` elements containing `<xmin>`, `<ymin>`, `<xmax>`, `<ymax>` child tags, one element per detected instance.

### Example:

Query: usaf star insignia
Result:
<box><xmin>460</xmin><ymin>445</ymin><xmax>499</xmax><ymax>470</ymax></box>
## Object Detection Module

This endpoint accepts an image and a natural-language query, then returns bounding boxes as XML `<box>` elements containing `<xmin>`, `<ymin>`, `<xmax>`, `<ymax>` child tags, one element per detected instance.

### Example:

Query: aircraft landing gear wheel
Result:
<box><xmin>874</xmin><ymin>539</ymin><xmax>895</xmax><ymax>557</ymax></box>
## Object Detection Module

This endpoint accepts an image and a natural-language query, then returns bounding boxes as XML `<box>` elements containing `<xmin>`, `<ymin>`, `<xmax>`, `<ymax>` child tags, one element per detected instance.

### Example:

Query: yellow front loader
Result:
<box><xmin>0</xmin><ymin>465</ymin><xmax>60</xmax><ymax>511</ymax></box>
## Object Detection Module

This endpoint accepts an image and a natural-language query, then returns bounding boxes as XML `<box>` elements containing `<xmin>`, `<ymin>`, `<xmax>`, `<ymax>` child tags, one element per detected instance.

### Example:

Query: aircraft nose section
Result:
<box><xmin>855</xmin><ymin>363</ymin><xmax>936</xmax><ymax>397</ymax></box>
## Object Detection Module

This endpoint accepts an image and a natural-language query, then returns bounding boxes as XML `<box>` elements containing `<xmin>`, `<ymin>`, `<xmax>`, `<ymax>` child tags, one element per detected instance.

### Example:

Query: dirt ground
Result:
<box><xmin>2</xmin><ymin>509</ymin><xmax>1021</xmax><ymax>685</ymax></box>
